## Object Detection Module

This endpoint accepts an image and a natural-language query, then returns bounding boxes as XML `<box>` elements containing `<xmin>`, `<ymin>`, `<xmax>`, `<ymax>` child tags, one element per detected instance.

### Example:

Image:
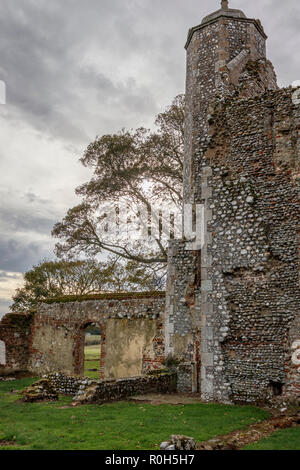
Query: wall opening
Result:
<box><xmin>269</xmin><ymin>381</ymin><xmax>284</xmax><ymax>397</ymax></box>
<box><xmin>0</xmin><ymin>340</ymin><xmax>6</xmax><ymax>366</ymax></box>
<box><xmin>83</xmin><ymin>323</ymin><xmax>101</xmax><ymax>379</ymax></box>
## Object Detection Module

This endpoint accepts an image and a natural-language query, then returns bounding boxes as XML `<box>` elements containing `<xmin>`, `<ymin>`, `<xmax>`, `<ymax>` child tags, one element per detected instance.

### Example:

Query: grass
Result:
<box><xmin>243</xmin><ymin>427</ymin><xmax>300</xmax><ymax>450</ymax></box>
<box><xmin>0</xmin><ymin>378</ymin><xmax>270</xmax><ymax>450</ymax></box>
<box><xmin>84</xmin><ymin>345</ymin><xmax>101</xmax><ymax>379</ymax></box>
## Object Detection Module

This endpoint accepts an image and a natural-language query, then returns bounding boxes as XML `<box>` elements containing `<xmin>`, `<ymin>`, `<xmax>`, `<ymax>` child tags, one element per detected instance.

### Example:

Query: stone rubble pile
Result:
<box><xmin>22</xmin><ymin>378</ymin><xmax>58</xmax><ymax>402</ymax></box>
<box><xmin>23</xmin><ymin>371</ymin><xmax>177</xmax><ymax>406</ymax></box>
<box><xmin>160</xmin><ymin>435</ymin><xmax>196</xmax><ymax>451</ymax></box>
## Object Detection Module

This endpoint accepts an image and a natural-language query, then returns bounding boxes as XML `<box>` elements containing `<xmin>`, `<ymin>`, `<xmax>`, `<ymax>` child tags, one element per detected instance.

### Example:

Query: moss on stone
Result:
<box><xmin>0</xmin><ymin>312</ymin><xmax>34</xmax><ymax>329</ymax></box>
<box><xmin>43</xmin><ymin>291</ymin><xmax>166</xmax><ymax>305</ymax></box>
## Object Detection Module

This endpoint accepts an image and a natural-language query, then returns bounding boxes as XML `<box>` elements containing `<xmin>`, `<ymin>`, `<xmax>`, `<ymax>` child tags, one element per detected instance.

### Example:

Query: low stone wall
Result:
<box><xmin>46</xmin><ymin>371</ymin><xmax>177</xmax><ymax>404</ymax></box>
<box><xmin>47</xmin><ymin>373</ymin><xmax>83</xmax><ymax>396</ymax></box>
<box><xmin>22</xmin><ymin>378</ymin><xmax>58</xmax><ymax>402</ymax></box>
<box><xmin>88</xmin><ymin>373</ymin><xmax>177</xmax><ymax>404</ymax></box>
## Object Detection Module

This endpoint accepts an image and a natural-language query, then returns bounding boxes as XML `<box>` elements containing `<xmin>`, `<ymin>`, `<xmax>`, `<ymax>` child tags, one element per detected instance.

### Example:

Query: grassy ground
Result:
<box><xmin>243</xmin><ymin>427</ymin><xmax>300</xmax><ymax>450</ymax></box>
<box><xmin>0</xmin><ymin>378</ymin><xmax>270</xmax><ymax>450</ymax></box>
<box><xmin>84</xmin><ymin>345</ymin><xmax>101</xmax><ymax>379</ymax></box>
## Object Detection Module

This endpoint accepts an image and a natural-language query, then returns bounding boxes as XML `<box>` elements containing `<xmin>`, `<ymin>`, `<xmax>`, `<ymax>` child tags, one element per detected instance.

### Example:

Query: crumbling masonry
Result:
<box><xmin>0</xmin><ymin>293</ymin><xmax>165</xmax><ymax>380</ymax></box>
<box><xmin>165</xmin><ymin>2</ymin><xmax>300</xmax><ymax>403</ymax></box>
<box><xmin>0</xmin><ymin>2</ymin><xmax>299</xmax><ymax>404</ymax></box>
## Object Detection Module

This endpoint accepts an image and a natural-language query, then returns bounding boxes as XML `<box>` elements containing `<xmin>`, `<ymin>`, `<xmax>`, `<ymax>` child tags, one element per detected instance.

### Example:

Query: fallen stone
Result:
<box><xmin>160</xmin><ymin>441</ymin><xmax>169</xmax><ymax>450</ymax></box>
<box><xmin>160</xmin><ymin>435</ymin><xmax>196</xmax><ymax>451</ymax></box>
<box><xmin>22</xmin><ymin>379</ymin><xmax>58</xmax><ymax>403</ymax></box>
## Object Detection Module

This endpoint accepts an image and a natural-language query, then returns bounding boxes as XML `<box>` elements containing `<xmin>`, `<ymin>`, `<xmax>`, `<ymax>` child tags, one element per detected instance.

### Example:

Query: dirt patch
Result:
<box><xmin>0</xmin><ymin>440</ymin><xmax>17</xmax><ymax>447</ymax></box>
<box><xmin>196</xmin><ymin>413</ymin><xmax>300</xmax><ymax>450</ymax></box>
<box><xmin>128</xmin><ymin>393</ymin><xmax>203</xmax><ymax>405</ymax></box>
<box><xmin>0</xmin><ymin>371</ymin><xmax>36</xmax><ymax>380</ymax></box>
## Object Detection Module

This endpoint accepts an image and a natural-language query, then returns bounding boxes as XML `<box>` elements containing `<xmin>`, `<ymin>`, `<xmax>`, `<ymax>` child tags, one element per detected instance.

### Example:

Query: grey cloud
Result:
<box><xmin>0</xmin><ymin>0</ymin><xmax>299</xmax><ymax>296</ymax></box>
<box><xmin>0</xmin><ymin>190</ymin><xmax>58</xmax><ymax>275</ymax></box>
<box><xmin>0</xmin><ymin>206</ymin><xmax>57</xmax><ymax>235</ymax></box>
<box><xmin>0</xmin><ymin>0</ymin><xmax>298</xmax><ymax>147</ymax></box>
<box><xmin>0</xmin><ymin>188</ymin><xmax>59</xmax><ymax>236</ymax></box>
<box><xmin>0</xmin><ymin>237</ymin><xmax>55</xmax><ymax>273</ymax></box>
<box><xmin>0</xmin><ymin>271</ymin><xmax>21</xmax><ymax>281</ymax></box>
<box><xmin>79</xmin><ymin>67</ymin><xmax>157</xmax><ymax>116</ymax></box>
<box><xmin>25</xmin><ymin>192</ymin><xmax>49</xmax><ymax>205</ymax></box>
<box><xmin>0</xmin><ymin>300</ymin><xmax>11</xmax><ymax>318</ymax></box>
<box><xmin>0</xmin><ymin>0</ymin><xmax>162</xmax><ymax>143</ymax></box>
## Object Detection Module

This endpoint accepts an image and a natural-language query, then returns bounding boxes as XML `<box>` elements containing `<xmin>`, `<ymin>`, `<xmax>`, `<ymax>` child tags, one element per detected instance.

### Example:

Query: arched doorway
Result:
<box><xmin>75</xmin><ymin>322</ymin><xmax>105</xmax><ymax>378</ymax></box>
<box><xmin>84</xmin><ymin>323</ymin><xmax>101</xmax><ymax>379</ymax></box>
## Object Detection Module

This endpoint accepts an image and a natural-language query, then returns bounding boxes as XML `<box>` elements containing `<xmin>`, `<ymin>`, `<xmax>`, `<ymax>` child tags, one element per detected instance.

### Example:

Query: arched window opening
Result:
<box><xmin>0</xmin><ymin>340</ymin><xmax>6</xmax><ymax>366</ymax></box>
<box><xmin>84</xmin><ymin>323</ymin><xmax>101</xmax><ymax>379</ymax></box>
<box><xmin>269</xmin><ymin>381</ymin><xmax>284</xmax><ymax>397</ymax></box>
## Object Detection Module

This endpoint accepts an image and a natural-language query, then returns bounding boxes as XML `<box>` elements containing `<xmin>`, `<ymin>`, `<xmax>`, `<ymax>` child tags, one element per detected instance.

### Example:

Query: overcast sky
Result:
<box><xmin>0</xmin><ymin>0</ymin><xmax>299</xmax><ymax>316</ymax></box>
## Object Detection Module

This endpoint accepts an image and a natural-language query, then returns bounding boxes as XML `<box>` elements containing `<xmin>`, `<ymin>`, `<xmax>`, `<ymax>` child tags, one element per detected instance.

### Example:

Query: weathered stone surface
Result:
<box><xmin>22</xmin><ymin>379</ymin><xmax>58</xmax><ymax>402</ymax></box>
<box><xmin>0</xmin><ymin>294</ymin><xmax>166</xmax><ymax>382</ymax></box>
<box><xmin>44</xmin><ymin>371</ymin><xmax>176</xmax><ymax>405</ymax></box>
<box><xmin>160</xmin><ymin>435</ymin><xmax>196</xmax><ymax>451</ymax></box>
<box><xmin>30</xmin><ymin>294</ymin><xmax>165</xmax><ymax>379</ymax></box>
<box><xmin>0</xmin><ymin>312</ymin><xmax>33</xmax><ymax>375</ymax></box>
<box><xmin>165</xmin><ymin>4</ymin><xmax>300</xmax><ymax>403</ymax></box>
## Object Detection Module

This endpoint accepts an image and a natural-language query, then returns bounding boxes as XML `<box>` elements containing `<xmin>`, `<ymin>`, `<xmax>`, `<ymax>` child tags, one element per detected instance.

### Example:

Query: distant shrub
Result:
<box><xmin>162</xmin><ymin>354</ymin><xmax>182</xmax><ymax>369</ymax></box>
<box><xmin>85</xmin><ymin>335</ymin><xmax>101</xmax><ymax>346</ymax></box>
<box><xmin>85</xmin><ymin>324</ymin><xmax>101</xmax><ymax>335</ymax></box>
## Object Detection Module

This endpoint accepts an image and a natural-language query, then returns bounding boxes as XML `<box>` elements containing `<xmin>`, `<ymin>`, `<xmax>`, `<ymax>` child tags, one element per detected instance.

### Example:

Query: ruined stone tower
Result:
<box><xmin>165</xmin><ymin>1</ymin><xmax>300</xmax><ymax>403</ymax></box>
<box><xmin>0</xmin><ymin>1</ymin><xmax>299</xmax><ymax>405</ymax></box>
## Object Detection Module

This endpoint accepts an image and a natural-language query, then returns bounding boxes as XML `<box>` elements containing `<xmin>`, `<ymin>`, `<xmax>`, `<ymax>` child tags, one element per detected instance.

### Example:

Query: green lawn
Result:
<box><xmin>0</xmin><ymin>378</ymin><xmax>270</xmax><ymax>450</ymax></box>
<box><xmin>84</xmin><ymin>345</ymin><xmax>101</xmax><ymax>379</ymax></box>
<box><xmin>243</xmin><ymin>427</ymin><xmax>300</xmax><ymax>450</ymax></box>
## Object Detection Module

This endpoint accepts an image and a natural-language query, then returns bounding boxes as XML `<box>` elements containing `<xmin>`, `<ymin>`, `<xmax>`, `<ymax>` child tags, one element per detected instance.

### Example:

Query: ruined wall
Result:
<box><xmin>0</xmin><ymin>312</ymin><xmax>33</xmax><ymax>375</ymax></box>
<box><xmin>28</xmin><ymin>294</ymin><xmax>165</xmax><ymax>379</ymax></box>
<box><xmin>201</xmin><ymin>87</ymin><xmax>300</xmax><ymax>403</ymax></box>
<box><xmin>165</xmin><ymin>5</ymin><xmax>300</xmax><ymax>403</ymax></box>
<box><xmin>172</xmin><ymin>11</ymin><xmax>277</xmax><ymax>397</ymax></box>
<box><xmin>165</xmin><ymin>241</ymin><xmax>200</xmax><ymax>392</ymax></box>
<box><xmin>105</xmin><ymin>318</ymin><xmax>163</xmax><ymax>379</ymax></box>
<box><xmin>168</xmin><ymin>86</ymin><xmax>300</xmax><ymax>403</ymax></box>
<box><xmin>46</xmin><ymin>371</ymin><xmax>177</xmax><ymax>404</ymax></box>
